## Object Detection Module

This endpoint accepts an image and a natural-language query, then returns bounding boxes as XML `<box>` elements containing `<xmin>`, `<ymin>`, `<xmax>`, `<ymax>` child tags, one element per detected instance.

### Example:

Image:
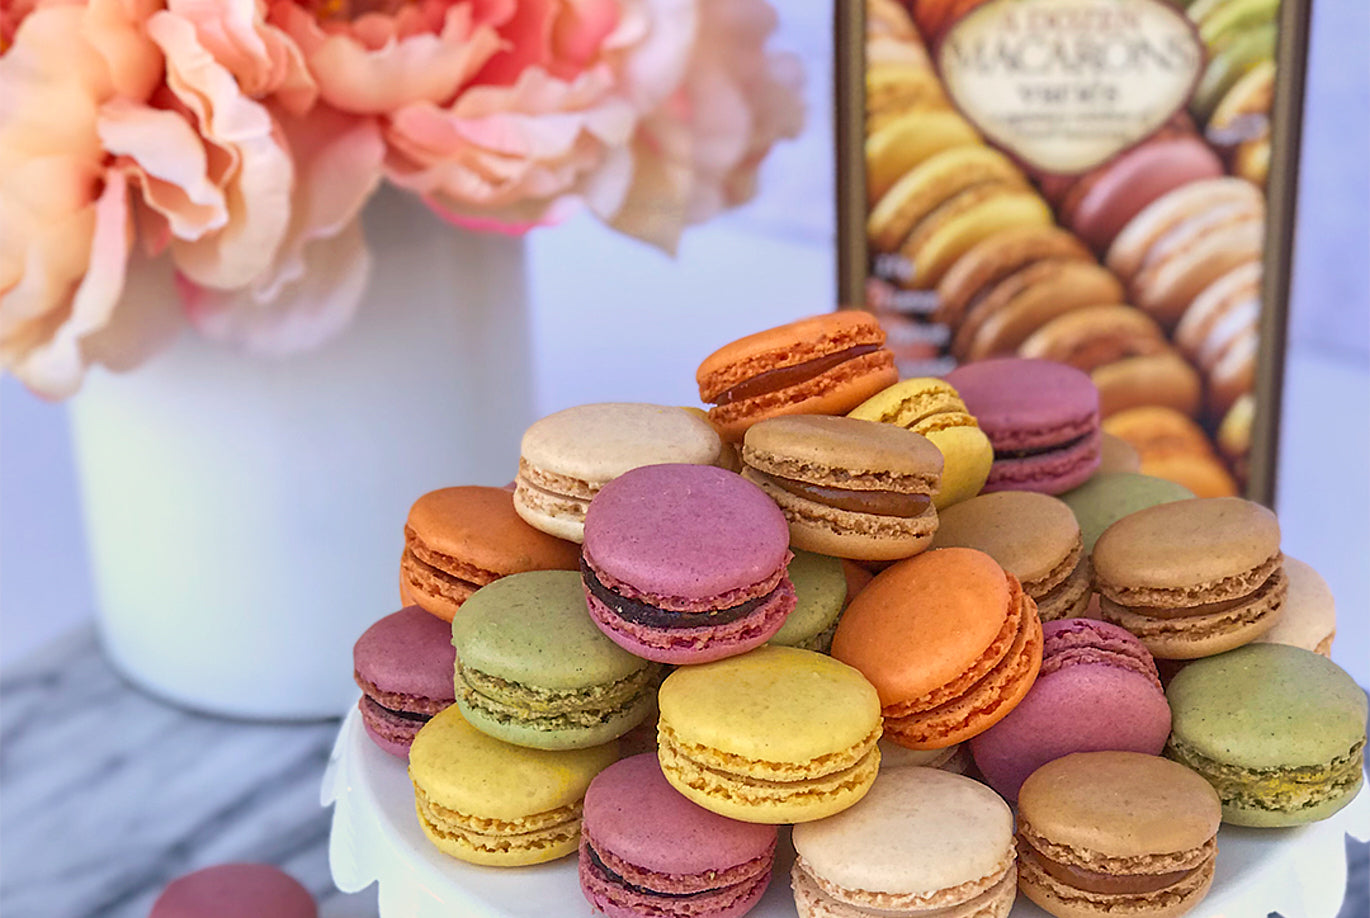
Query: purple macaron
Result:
<box><xmin>150</xmin><ymin>864</ymin><xmax>316</xmax><ymax>918</ymax></box>
<box><xmin>580</xmin><ymin>753</ymin><xmax>778</xmax><ymax>918</ymax></box>
<box><xmin>353</xmin><ymin>606</ymin><xmax>456</xmax><ymax>758</ymax></box>
<box><xmin>970</xmin><ymin>618</ymin><xmax>1172</xmax><ymax>800</ymax></box>
<box><xmin>581</xmin><ymin>464</ymin><xmax>796</xmax><ymax>664</ymax></box>
<box><xmin>944</xmin><ymin>358</ymin><xmax>1102</xmax><ymax>494</ymax></box>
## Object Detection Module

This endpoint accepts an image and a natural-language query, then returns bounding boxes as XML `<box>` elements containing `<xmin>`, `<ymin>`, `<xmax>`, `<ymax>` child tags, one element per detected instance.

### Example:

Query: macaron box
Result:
<box><xmin>331</xmin><ymin>310</ymin><xmax>1365</xmax><ymax>918</ymax></box>
<box><xmin>839</xmin><ymin>0</ymin><xmax>1309</xmax><ymax>504</ymax></box>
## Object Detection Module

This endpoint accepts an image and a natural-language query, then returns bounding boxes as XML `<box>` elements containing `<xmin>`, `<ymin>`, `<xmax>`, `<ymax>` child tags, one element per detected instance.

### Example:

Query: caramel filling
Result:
<box><xmin>753</xmin><ymin>471</ymin><xmax>932</xmax><ymax>518</ymax></box>
<box><xmin>1115</xmin><ymin>567</ymin><xmax>1281</xmax><ymax>621</ymax></box>
<box><xmin>714</xmin><ymin>344</ymin><xmax>881</xmax><ymax>405</ymax></box>
<box><xmin>1022</xmin><ymin>844</ymin><xmax>1196</xmax><ymax>896</ymax></box>
<box><xmin>581</xmin><ymin>558</ymin><xmax>775</xmax><ymax>629</ymax></box>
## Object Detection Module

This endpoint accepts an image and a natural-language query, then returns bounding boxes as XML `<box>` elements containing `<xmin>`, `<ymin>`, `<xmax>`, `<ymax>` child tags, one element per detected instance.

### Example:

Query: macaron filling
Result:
<box><xmin>455</xmin><ymin>658</ymin><xmax>658</xmax><ymax>730</ymax></box>
<box><xmin>1018</xmin><ymin>841</ymin><xmax>1203</xmax><ymax>896</ymax></box>
<box><xmin>1165</xmin><ymin>735</ymin><xmax>1365</xmax><ymax>816</ymax></box>
<box><xmin>1099</xmin><ymin>555</ymin><xmax>1286</xmax><ymax>625</ymax></box>
<box><xmin>712</xmin><ymin>344</ymin><xmax>883</xmax><ymax>405</ymax></box>
<box><xmin>748</xmin><ymin>470</ymin><xmax>933</xmax><ymax>518</ymax></box>
<box><xmin>581</xmin><ymin>837</ymin><xmax>773</xmax><ymax>905</ymax></box>
<box><xmin>581</xmin><ymin>557</ymin><xmax>776</xmax><ymax>629</ymax></box>
<box><xmin>414</xmin><ymin>783</ymin><xmax>583</xmax><ymax>857</ymax></box>
<box><xmin>402</xmin><ymin>529</ymin><xmax>493</xmax><ymax>600</ymax></box>
<box><xmin>791</xmin><ymin>855</ymin><xmax>1016</xmax><ymax>916</ymax></box>
<box><xmin>360</xmin><ymin>694</ymin><xmax>433</xmax><ymax>725</ymax></box>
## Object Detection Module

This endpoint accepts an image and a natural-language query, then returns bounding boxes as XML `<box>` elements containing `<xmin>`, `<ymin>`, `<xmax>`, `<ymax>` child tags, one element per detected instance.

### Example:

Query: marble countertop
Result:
<box><xmin>0</xmin><ymin>626</ymin><xmax>1365</xmax><ymax>918</ymax></box>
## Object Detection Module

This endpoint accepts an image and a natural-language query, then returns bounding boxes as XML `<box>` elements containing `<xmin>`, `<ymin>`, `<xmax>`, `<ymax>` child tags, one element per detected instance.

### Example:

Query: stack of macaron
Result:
<box><xmin>342</xmin><ymin>309</ymin><xmax>1358</xmax><ymax>918</ymax></box>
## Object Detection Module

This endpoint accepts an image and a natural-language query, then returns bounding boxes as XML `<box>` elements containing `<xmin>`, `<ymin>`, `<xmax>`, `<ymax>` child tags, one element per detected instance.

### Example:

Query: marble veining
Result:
<box><xmin>0</xmin><ymin>627</ymin><xmax>1366</xmax><ymax>918</ymax></box>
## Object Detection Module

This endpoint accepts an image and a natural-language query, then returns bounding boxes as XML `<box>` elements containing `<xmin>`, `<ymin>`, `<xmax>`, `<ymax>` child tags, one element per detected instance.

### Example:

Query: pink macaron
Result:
<box><xmin>150</xmin><ymin>864</ymin><xmax>316</xmax><ymax>918</ymax></box>
<box><xmin>943</xmin><ymin>358</ymin><xmax>1102</xmax><ymax>494</ymax></box>
<box><xmin>581</xmin><ymin>464</ymin><xmax>796</xmax><ymax>664</ymax></box>
<box><xmin>579</xmin><ymin>753</ymin><xmax>778</xmax><ymax>918</ymax></box>
<box><xmin>969</xmin><ymin>618</ymin><xmax>1172</xmax><ymax>801</ymax></box>
<box><xmin>353</xmin><ymin>606</ymin><xmax>456</xmax><ymax>758</ymax></box>
<box><xmin>1062</xmin><ymin>136</ymin><xmax>1224</xmax><ymax>254</ymax></box>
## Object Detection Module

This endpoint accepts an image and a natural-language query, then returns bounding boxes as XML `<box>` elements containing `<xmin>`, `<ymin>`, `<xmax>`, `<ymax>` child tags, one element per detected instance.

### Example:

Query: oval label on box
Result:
<box><xmin>936</xmin><ymin>0</ymin><xmax>1205</xmax><ymax>174</ymax></box>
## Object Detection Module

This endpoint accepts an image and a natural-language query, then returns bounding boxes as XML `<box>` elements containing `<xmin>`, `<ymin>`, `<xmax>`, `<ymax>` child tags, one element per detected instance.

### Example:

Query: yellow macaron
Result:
<box><xmin>408</xmin><ymin>706</ymin><xmax>618</xmax><ymax>866</ymax></box>
<box><xmin>849</xmin><ymin>378</ymin><xmax>993</xmax><ymax>509</ymax></box>
<box><xmin>657</xmin><ymin>646</ymin><xmax>882</xmax><ymax>824</ymax></box>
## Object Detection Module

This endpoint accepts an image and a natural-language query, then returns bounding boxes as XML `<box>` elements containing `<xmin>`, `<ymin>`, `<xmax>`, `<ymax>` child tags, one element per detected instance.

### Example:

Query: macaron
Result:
<box><xmin>581</xmin><ymin>464</ymin><xmax>796</xmax><ymax>664</ymax></box>
<box><xmin>791</xmin><ymin>768</ymin><xmax>1017</xmax><ymax>918</ymax></box>
<box><xmin>656</xmin><ymin>645</ymin><xmax>883</xmax><ymax>824</ymax></box>
<box><xmin>1192</xmin><ymin>22</ymin><xmax>1277</xmax><ymax>123</ymax></box>
<box><xmin>1254</xmin><ymin>557</ymin><xmax>1335</xmax><ymax>656</ymax></box>
<box><xmin>1215</xmin><ymin>392</ymin><xmax>1254</xmax><ymax>485</ymax></box>
<box><xmin>900</xmin><ymin>183</ymin><xmax>1054</xmax><ymax>290</ymax></box>
<box><xmin>848</xmin><ymin>377</ymin><xmax>993</xmax><ymax>509</ymax></box>
<box><xmin>452</xmin><ymin>571</ymin><xmax>660</xmax><ymax>750</ymax></box>
<box><xmin>1016</xmin><ymin>751</ymin><xmax>1221</xmax><ymax>918</ymax></box>
<box><xmin>513</xmin><ymin>403</ymin><xmax>722</xmax><ymax>542</ymax></box>
<box><xmin>1166</xmin><ymin>643</ymin><xmax>1367</xmax><ymax>826</ymax></box>
<box><xmin>696</xmin><ymin>312</ymin><xmax>899</xmax><ymax>443</ymax></box>
<box><xmin>408</xmin><ymin>706</ymin><xmax>618</xmax><ymax>866</ymax></box>
<box><xmin>149</xmin><ymin>864</ymin><xmax>316</xmax><ymax>918</ymax></box>
<box><xmin>1102</xmin><ymin>407</ymin><xmax>1238</xmax><ymax>498</ymax></box>
<box><xmin>353</xmin><ymin>606</ymin><xmax>457</xmax><ymax>758</ymax></box>
<box><xmin>865</xmin><ymin>109</ymin><xmax>981</xmax><ymax>206</ymax></box>
<box><xmin>1058</xmin><ymin>135</ymin><xmax>1225</xmax><ymax>253</ymax></box>
<box><xmin>1129</xmin><ymin>214</ymin><xmax>1263</xmax><ymax>332</ymax></box>
<box><xmin>944</xmin><ymin>358</ymin><xmax>1102</xmax><ymax>494</ymax></box>
<box><xmin>1106</xmin><ymin>178</ymin><xmax>1263</xmax><ymax>283</ymax></box>
<box><xmin>970</xmin><ymin>619</ymin><xmax>1172</xmax><ymax>801</ymax></box>
<box><xmin>833</xmin><ymin>547</ymin><xmax>1044</xmax><ymax>749</ymax></box>
<box><xmin>579</xmin><ymin>754</ymin><xmax>778</xmax><ymax>918</ymax></box>
<box><xmin>931</xmin><ymin>491</ymin><xmax>1091</xmax><ymax>621</ymax></box>
<box><xmin>400</xmin><ymin>486</ymin><xmax>581</xmax><ymax>622</ymax></box>
<box><xmin>877</xmin><ymin>739</ymin><xmax>972</xmax><ymax>775</ymax></box>
<box><xmin>1017</xmin><ymin>305</ymin><xmax>1202</xmax><ymax>419</ymax></box>
<box><xmin>865</xmin><ymin>64</ymin><xmax>950</xmax><ymax>134</ymax></box>
<box><xmin>1092</xmin><ymin>497</ymin><xmax>1287</xmax><ymax>659</ymax></box>
<box><xmin>769</xmin><ymin>549</ymin><xmax>849</xmax><ymax>652</ymax></box>
<box><xmin>741</xmin><ymin>415</ymin><xmax>943</xmax><ymax>561</ymax></box>
<box><xmin>867</xmin><ymin>146</ymin><xmax>1029</xmax><ymax>255</ymax></box>
<box><xmin>935</xmin><ymin>225</ymin><xmax>1093</xmax><ymax>331</ymax></box>
<box><xmin>1097</xmin><ymin>432</ymin><xmax>1141</xmax><ymax>474</ymax></box>
<box><xmin>1059</xmin><ymin>472</ymin><xmax>1196</xmax><ymax>553</ymax></box>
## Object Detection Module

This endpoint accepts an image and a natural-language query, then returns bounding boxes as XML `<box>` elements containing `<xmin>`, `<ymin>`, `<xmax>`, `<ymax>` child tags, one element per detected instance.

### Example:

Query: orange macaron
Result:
<box><xmin>400</xmin><ymin>486</ymin><xmax>582</xmax><ymax>621</ymax></box>
<box><xmin>831</xmin><ymin>547</ymin><xmax>1043</xmax><ymax>749</ymax></box>
<box><xmin>697</xmin><ymin>312</ymin><xmax>899</xmax><ymax>443</ymax></box>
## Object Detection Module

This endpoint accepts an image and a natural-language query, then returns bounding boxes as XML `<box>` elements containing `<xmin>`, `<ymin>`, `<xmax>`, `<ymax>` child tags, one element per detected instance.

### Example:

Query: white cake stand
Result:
<box><xmin>322</xmin><ymin>706</ymin><xmax>1369</xmax><ymax>917</ymax></box>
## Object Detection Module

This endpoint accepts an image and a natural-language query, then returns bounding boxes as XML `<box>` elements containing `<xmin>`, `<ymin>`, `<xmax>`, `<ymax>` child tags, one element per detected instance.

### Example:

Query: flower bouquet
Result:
<box><xmin>0</xmin><ymin>0</ymin><xmax>803</xmax><ymax>718</ymax></box>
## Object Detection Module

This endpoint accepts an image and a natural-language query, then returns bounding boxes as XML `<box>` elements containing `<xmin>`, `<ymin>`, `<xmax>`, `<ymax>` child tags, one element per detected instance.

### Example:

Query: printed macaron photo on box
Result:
<box><xmin>836</xmin><ymin>0</ymin><xmax>1309</xmax><ymax>504</ymax></box>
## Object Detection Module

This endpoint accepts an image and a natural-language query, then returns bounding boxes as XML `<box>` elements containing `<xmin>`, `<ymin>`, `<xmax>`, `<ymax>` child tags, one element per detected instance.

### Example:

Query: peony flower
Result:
<box><xmin>382</xmin><ymin>0</ymin><xmax>697</xmax><ymax>232</ymax></box>
<box><xmin>180</xmin><ymin>103</ymin><xmax>384</xmax><ymax>352</ymax></box>
<box><xmin>598</xmin><ymin>0</ymin><xmax>804</xmax><ymax>251</ymax></box>
<box><xmin>269</xmin><ymin>0</ymin><xmax>507</xmax><ymax>113</ymax></box>
<box><xmin>0</xmin><ymin>1</ymin><xmax>168</xmax><ymax>398</ymax></box>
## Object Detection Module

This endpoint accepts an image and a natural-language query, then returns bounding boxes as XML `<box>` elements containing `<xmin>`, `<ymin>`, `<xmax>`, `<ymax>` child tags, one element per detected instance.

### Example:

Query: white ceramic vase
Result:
<box><xmin>69</xmin><ymin>188</ymin><xmax>533</xmax><ymax>719</ymax></box>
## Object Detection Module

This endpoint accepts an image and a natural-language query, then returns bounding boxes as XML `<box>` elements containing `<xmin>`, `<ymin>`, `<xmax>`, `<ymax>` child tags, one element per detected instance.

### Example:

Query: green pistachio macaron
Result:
<box><xmin>452</xmin><ymin>571</ymin><xmax>661</xmax><ymax>750</ymax></box>
<box><xmin>1165</xmin><ymin>643</ymin><xmax>1367</xmax><ymax>826</ymax></box>
<box><xmin>1060</xmin><ymin>472</ymin><xmax>1195</xmax><ymax>553</ymax></box>
<box><xmin>769</xmin><ymin>549</ymin><xmax>848</xmax><ymax>652</ymax></box>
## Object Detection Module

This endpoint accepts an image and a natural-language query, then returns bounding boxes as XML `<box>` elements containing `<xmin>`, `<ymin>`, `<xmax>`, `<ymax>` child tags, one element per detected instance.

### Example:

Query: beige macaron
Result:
<box><xmin>514</xmin><ymin>403</ymin><xmax>722</xmax><ymax>542</ymax></box>
<box><xmin>741</xmin><ymin>415</ymin><xmax>943</xmax><ymax>561</ymax></box>
<box><xmin>932</xmin><ymin>491</ymin><xmax>1092</xmax><ymax>621</ymax></box>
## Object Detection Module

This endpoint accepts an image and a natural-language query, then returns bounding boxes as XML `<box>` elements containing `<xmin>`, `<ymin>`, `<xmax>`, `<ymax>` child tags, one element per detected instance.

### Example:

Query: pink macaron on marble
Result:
<box><xmin>352</xmin><ymin>606</ymin><xmax>456</xmax><ymax>758</ymax></box>
<box><xmin>579</xmin><ymin>753</ymin><xmax>778</xmax><ymax>918</ymax></box>
<box><xmin>970</xmin><ymin>618</ymin><xmax>1172</xmax><ymax>801</ymax></box>
<box><xmin>581</xmin><ymin>464</ymin><xmax>796</xmax><ymax>664</ymax></box>
<box><xmin>943</xmin><ymin>358</ymin><xmax>1102</xmax><ymax>495</ymax></box>
<box><xmin>149</xmin><ymin>864</ymin><xmax>316</xmax><ymax>918</ymax></box>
